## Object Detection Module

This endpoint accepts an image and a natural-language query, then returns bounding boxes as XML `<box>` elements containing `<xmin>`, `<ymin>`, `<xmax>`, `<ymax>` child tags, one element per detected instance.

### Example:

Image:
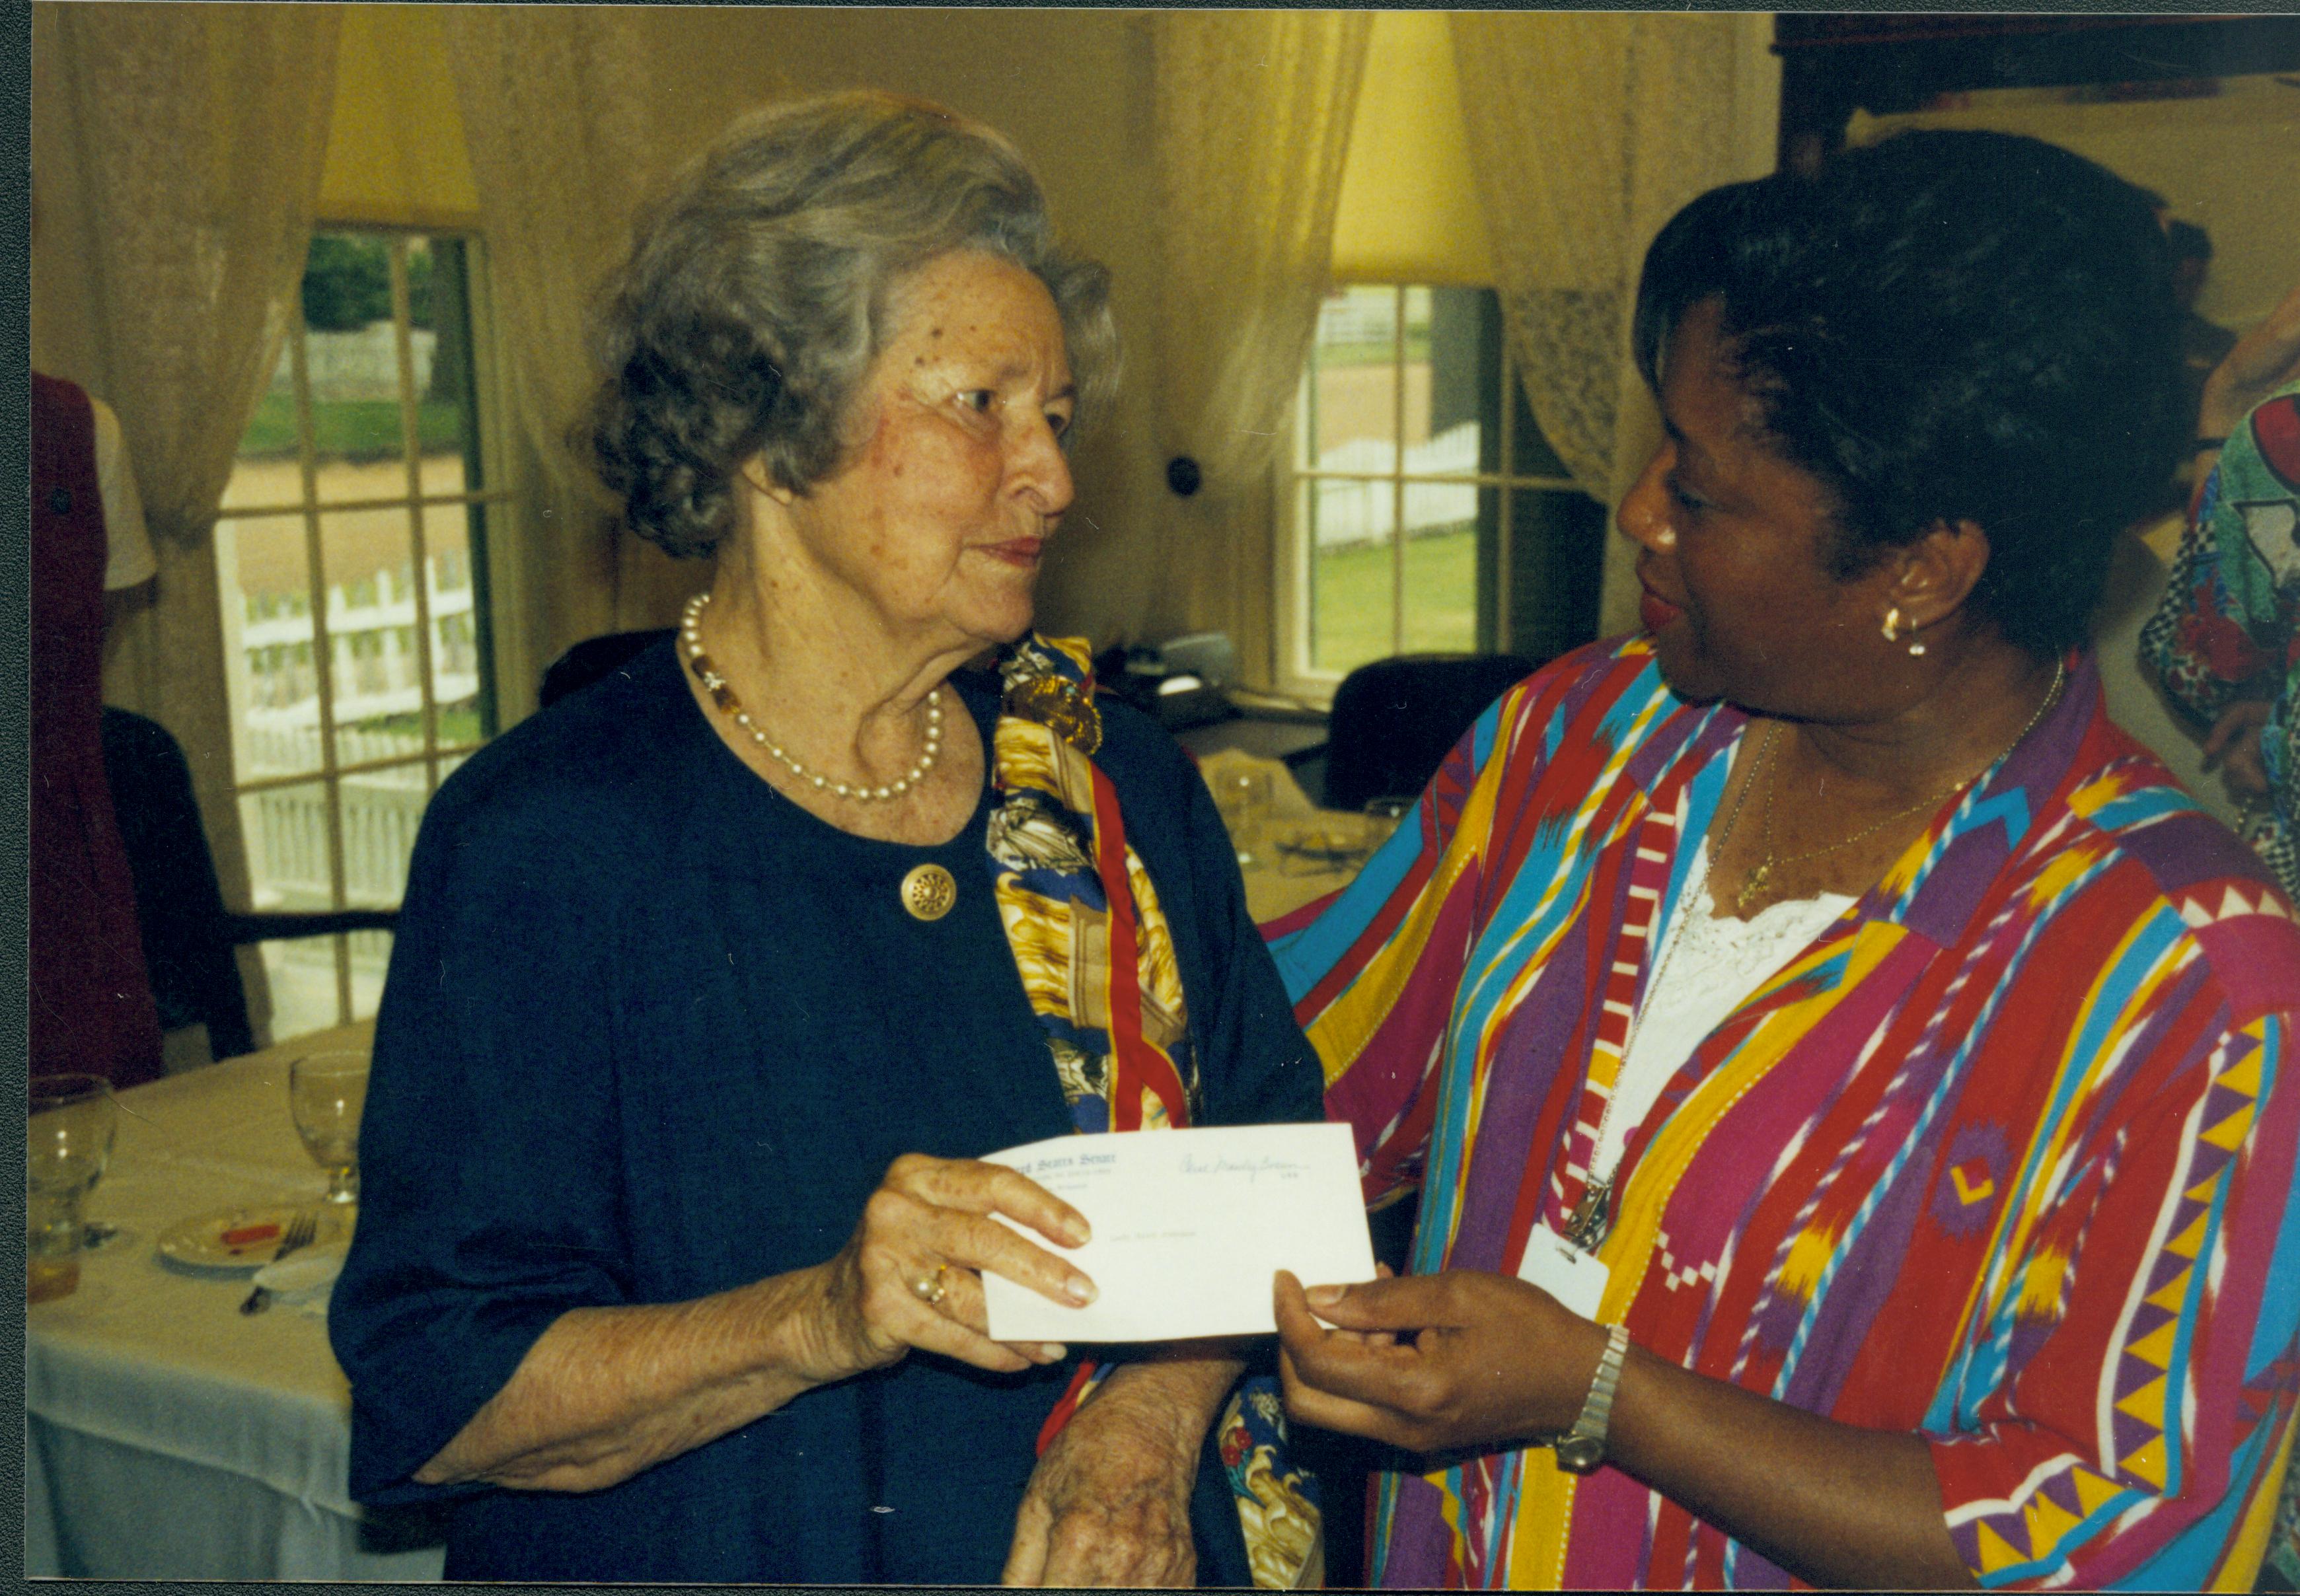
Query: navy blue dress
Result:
<box><xmin>328</xmin><ymin>640</ymin><xmax>1323</xmax><ymax>1581</ymax></box>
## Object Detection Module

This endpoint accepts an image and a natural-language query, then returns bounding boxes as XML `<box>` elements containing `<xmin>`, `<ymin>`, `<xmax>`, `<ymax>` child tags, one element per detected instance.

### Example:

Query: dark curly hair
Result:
<box><xmin>1631</xmin><ymin>129</ymin><xmax>2186</xmax><ymax>659</ymax></box>
<box><xmin>589</xmin><ymin>91</ymin><xmax>1119</xmax><ymax>558</ymax></box>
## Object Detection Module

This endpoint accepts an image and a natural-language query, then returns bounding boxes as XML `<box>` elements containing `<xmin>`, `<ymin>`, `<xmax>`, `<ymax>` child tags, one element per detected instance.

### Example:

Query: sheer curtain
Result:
<box><xmin>1452</xmin><ymin>13</ymin><xmax>1779</xmax><ymax>633</ymax></box>
<box><xmin>40</xmin><ymin>1</ymin><xmax>342</xmax><ymax>918</ymax></box>
<box><xmin>444</xmin><ymin>6</ymin><xmax>682</xmax><ymax>719</ymax></box>
<box><xmin>1150</xmin><ymin>10</ymin><xmax>1370</xmax><ymax>672</ymax></box>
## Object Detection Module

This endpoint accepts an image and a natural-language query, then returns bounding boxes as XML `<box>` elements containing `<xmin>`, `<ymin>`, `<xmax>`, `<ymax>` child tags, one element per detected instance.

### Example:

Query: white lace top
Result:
<box><xmin>1591</xmin><ymin>839</ymin><xmax>1855</xmax><ymax>1179</ymax></box>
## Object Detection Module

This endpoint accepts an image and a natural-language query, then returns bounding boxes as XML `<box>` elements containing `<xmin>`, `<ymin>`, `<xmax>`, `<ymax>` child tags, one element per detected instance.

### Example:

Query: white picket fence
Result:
<box><xmin>244</xmin><ymin>768</ymin><xmax>430</xmax><ymax>910</ymax></box>
<box><xmin>1309</xmin><ymin>423</ymin><xmax>1481</xmax><ymax>549</ymax></box>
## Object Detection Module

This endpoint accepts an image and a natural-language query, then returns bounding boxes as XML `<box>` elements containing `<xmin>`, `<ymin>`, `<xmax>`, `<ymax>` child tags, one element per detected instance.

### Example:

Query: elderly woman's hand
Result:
<box><xmin>1274</xmin><ymin>1268</ymin><xmax>1605</xmax><ymax>1457</ymax></box>
<box><xmin>1002</xmin><ymin>1346</ymin><xmax>1246</xmax><ymax>1587</ymax></box>
<box><xmin>796</xmin><ymin>1153</ymin><xmax>1095</xmax><ymax>1383</ymax></box>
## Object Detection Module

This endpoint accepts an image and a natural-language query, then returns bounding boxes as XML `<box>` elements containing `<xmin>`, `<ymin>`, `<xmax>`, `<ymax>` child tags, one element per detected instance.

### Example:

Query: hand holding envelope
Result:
<box><xmin>981</xmin><ymin>1122</ymin><xmax>1378</xmax><ymax>1343</ymax></box>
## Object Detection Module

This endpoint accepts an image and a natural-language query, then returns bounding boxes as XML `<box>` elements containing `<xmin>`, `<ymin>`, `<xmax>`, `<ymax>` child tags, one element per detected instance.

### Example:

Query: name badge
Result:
<box><xmin>1515</xmin><ymin>1224</ymin><xmax>1610</xmax><ymax>1320</ymax></box>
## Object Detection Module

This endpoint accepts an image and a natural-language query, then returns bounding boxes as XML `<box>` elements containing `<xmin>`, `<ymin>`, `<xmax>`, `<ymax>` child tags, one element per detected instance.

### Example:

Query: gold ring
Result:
<box><xmin>912</xmin><ymin>1264</ymin><xmax>949</xmax><ymax>1305</ymax></box>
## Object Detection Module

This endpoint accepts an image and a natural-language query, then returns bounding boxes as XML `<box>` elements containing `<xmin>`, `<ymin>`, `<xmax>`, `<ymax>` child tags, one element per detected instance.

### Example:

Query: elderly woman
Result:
<box><xmin>1269</xmin><ymin>131</ymin><xmax>2300</xmax><ymax>1589</ymax></box>
<box><xmin>328</xmin><ymin>92</ymin><xmax>1322</xmax><ymax>1585</ymax></box>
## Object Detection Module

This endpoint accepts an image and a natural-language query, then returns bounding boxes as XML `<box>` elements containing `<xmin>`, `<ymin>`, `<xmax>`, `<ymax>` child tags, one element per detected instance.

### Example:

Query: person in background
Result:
<box><xmin>2143</xmin><ymin>281</ymin><xmax>2300</xmax><ymax>903</ymax></box>
<box><xmin>1269</xmin><ymin>131</ymin><xmax>2300</xmax><ymax>1589</ymax></box>
<box><xmin>330</xmin><ymin>92</ymin><xmax>1324</xmax><ymax>1585</ymax></box>
<box><xmin>31</xmin><ymin>371</ymin><xmax>163</xmax><ymax>1087</ymax></box>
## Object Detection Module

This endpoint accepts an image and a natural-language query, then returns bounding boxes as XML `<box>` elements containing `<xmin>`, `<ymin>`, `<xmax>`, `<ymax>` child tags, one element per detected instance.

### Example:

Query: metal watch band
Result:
<box><xmin>1551</xmin><ymin>1323</ymin><xmax>1630</xmax><ymax>1474</ymax></box>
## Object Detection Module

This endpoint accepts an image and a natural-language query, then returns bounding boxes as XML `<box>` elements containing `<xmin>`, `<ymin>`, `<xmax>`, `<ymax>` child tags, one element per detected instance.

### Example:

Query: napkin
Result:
<box><xmin>253</xmin><ymin>1241</ymin><xmax>349</xmax><ymax>1317</ymax></box>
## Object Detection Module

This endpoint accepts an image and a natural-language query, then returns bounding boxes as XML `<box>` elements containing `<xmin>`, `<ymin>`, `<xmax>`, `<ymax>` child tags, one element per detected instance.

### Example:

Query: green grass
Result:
<box><xmin>239</xmin><ymin>392</ymin><xmax>466</xmax><ymax>462</ymax></box>
<box><xmin>343</xmin><ymin>702</ymin><xmax>484</xmax><ymax>747</ymax></box>
<box><xmin>1311</xmin><ymin>526</ymin><xmax>1477</xmax><ymax>673</ymax></box>
<box><xmin>1314</xmin><ymin>334</ymin><xmax>1434</xmax><ymax>369</ymax></box>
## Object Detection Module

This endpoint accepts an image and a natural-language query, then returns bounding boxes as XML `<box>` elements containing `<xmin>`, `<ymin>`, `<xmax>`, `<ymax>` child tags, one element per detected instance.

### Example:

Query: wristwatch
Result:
<box><xmin>1548</xmin><ymin>1323</ymin><xmax>1630</xmax><ymax>1475</ymax></box>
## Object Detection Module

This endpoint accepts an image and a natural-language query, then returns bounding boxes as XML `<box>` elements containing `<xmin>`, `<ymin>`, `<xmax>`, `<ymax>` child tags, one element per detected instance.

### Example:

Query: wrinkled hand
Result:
<box><xmin>1003</xmin><ymin>1374</ymin><xmax>1201</xmax><ymax>1587</ymax></box>
<box><xmin>2204</xmin><ymin>700</ymin><xmax>2274</xmax><ymax>799</ymax></box>
<box><xmin>798</xmin><ymin>1153</ymin><xmax>1094</xmax><ymax>1385</ymax></box>
<box><xmin>2200</xmin><ymin>280</ymin><xmax>2300</xmax><ymax>439</ymax></box>
<box><xmin>1275</xmin><ymin>1268</ymin><xmax>1607</xmax><ymax>1457</ymax></box>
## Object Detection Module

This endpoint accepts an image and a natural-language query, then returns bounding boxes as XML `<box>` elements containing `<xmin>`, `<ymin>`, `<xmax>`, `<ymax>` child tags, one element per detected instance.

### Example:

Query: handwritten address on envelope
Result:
<box><xmin>980</xmin><ymin>1122</ymin><xmax>1377</xmax><ymax>1342</ymax></box>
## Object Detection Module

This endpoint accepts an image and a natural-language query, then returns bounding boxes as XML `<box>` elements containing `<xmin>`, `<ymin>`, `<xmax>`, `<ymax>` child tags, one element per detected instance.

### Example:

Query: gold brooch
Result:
<box><xmin>900</xmin><ymin>863</ymin><xmax>957</xmax><ymax>922</ymax></box>
<box><xmin>1004</xmin><ymin>674</ymin><xmax>1102</xmax><ymax>756</ymax></box>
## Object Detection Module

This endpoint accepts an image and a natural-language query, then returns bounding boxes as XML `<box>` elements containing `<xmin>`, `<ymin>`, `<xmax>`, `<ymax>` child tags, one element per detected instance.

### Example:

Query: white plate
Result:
<box><xmin>155</xmin><ymin>1205</ymin><xmax>311</xmax><ymax>1275</ymax></box>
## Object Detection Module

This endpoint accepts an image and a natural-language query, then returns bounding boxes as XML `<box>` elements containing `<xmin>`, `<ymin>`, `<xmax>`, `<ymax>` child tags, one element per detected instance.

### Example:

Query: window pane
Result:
<box><xmin>1401</xmin><ymin>481</ymin><xmax>1477</xmax><ymax>653</ymax></box>
<box><xmin>418</xmin><ymin>236</ymin><xmax>480</xmax><ymax>497</ymax></box>
<box><xmin>1406</xmin><ymin>287</ymin><xmax>1493</xmax><ymax>482</ymax></box>
<box><xmin>229</xmin><ymin>342</ymin><xmax>301</xmax><ymax>510</ymax></box>
<box><xmin>348</xmin><ymin>929</ymin><xmax>393</xmax><ymax>1023</ymax></box>
<box><xmin>256</xmin><ymin>937</ymin><xmax>346</xmax><ymax>1045</ymax></box>
<box><xmin>426</xmin><ymin>510</ymin><xmax>483</xmax><ymax>746</ymax></box>
<box><xmin>339</xmin><ymin>765</ymin><xmax>428</xmax><ymax>909</ymax></box>
<box><xmin>1308</xmin><ymin>476</ymin><xmax>1396</xmax><ymax>676</ymax></box>
<box><xmin>1307</xmin><ymin>286</ymin><xmax>1399</xmax><ymax>474</ymax></box>
<box><xmin>219</xmin><ymin>513</ymin><xmax>322</xmax><ymax>779</ymax></box>
<box><xmin>241</xmin><ymin>779</ymin><xmax>334</xmax><ymax>916</ymax></box>
<box><xmin>322</xmin><ymin>507</ymin><xmax>426</xmax><ymax>768</ymax></box>
<box><xmin>301</xmin><ymin>231</ymin><xmax>417</xmax><ymax>495</ymax></box>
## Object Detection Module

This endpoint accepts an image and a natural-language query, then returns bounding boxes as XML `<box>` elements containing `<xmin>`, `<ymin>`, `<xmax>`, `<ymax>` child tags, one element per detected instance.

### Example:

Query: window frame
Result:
<box><xmin>1275</xmin><ymin>281</ymin><xmax>1582</xmax><ymax>704</ymax></box>
<box><xmin>211</xmin><ymin>223</ymin><xmax>513</xmax><ymax>1036</ymax></box>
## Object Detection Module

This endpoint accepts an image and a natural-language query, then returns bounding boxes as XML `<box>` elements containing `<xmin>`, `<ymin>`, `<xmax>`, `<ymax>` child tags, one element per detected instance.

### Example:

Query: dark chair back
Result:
<box><xmin>1322</xmin><ymin>652</ymin><xmax>1540</xmax><ymax>813</ymax></box>
<box><xmin>103</xmin><ymin>709</ymin><xmax>400</xmax><ymax>1061</ymax></box>
<box><xmin>102</xmin><ymin>709</ymin><xmax>256</xmax><ymax>1059</ymax></box>
<box><xmin>539</xmin><ymin>629</ymin><xmax>676</xmax><ymax>709</ymax></box>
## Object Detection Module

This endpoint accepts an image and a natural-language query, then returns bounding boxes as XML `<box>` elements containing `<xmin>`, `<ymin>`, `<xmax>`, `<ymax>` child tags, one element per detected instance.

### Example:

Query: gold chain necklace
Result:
<box><xmin>1736</xmin><ymin>661</ymin><xmax>2065</xmax><ymax>914</ymax></box>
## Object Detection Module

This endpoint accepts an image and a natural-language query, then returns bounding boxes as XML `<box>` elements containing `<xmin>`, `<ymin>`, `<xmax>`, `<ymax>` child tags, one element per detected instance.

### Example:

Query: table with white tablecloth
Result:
<box><xmin>25</xmin><ymin>1022</ymin><xmax>447</xmax><ymax>1580</ymax></box>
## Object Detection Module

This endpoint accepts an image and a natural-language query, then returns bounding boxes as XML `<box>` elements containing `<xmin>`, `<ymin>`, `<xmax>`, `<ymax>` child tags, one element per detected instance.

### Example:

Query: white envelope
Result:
<box><xmin>981</xmin><ymin>1122</ymin><xmax>1377</xmax><ymax>1342</ymax></box>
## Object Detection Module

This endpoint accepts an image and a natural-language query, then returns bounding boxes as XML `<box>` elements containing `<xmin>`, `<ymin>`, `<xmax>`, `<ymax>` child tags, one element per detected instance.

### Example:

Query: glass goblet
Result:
<box><xmin>289</xmin><ymin>1051</ymin><xmax>370</xmax><ymax>1214</ymax></box>
<box><xmin>28</xmin><ymin>1073</ymin><xmax>117</xmax><ymax>1303</ymax></box>
<box><xmin>1214</xmin><ymin>768</ymin><xmax>1275</xmax><ymax>867</ymax></box>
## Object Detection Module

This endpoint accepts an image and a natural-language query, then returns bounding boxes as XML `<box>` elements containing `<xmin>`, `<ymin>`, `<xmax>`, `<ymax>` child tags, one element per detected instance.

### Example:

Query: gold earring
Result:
<box><xmin>1882</xmin><ymin>606</ymin><xmax>1904</xmax><ymax>643</ymax></box>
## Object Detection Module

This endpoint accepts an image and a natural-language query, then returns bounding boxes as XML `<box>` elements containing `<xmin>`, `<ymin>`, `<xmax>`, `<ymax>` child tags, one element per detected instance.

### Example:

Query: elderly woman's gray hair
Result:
<box><xmin>589</xmin><ymin>90</ymin><xmax>1119</xmax><ymax>558</ymax></box>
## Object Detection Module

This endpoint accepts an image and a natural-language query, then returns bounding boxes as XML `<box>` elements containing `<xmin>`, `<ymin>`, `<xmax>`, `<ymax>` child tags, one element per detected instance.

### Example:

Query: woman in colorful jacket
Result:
<box><xmin>1271</xmin><ymin>132</ymin><xmax>2300</xmax><ymax>1589</ymax></box>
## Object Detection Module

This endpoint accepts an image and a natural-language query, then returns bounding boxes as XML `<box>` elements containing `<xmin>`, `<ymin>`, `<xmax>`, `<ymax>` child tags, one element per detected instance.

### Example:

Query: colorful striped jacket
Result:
<box><xmin>1269</xmin><ymin>638</ymin><xmax>2300</xmax><ymax>1589</ymax></box>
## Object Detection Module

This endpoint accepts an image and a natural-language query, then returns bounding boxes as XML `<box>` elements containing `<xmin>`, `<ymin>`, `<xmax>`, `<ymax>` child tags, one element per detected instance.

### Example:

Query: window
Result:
<box><xmin>213</xmin><ymin>228</ymin><xmax>507</xmax><ymax>1043</ymax></box>
<box><xmin>1281</xmin><ymin>283</ymin><xmax>1607</xmax><ymax>690</ymax></box>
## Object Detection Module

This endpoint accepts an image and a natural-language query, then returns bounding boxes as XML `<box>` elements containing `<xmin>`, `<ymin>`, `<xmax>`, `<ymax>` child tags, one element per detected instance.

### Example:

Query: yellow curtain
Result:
<box><xmin>1150</xmin><ymin>9</ymin><xmax>1370</xmax><ymax>671</ymax></box>
<box><xmin>39</xmin><ymin>1</ymin><xmax>342</xmax><ymax>935</ymax></box>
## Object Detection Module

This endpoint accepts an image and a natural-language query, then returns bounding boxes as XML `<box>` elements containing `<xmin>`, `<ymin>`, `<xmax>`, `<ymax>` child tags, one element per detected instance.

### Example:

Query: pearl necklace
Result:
<box><xmin>680</xmin><ymin>591</ymin><xmax>943</xmax><ymax>801</ymax></box>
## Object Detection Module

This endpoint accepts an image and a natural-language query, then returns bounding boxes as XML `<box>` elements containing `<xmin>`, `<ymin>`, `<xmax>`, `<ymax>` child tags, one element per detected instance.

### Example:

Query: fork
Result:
<box><xmin>239</xmin><ymin>1209</ymin><xmax>320</xmax><ymax>1315</ymax></box>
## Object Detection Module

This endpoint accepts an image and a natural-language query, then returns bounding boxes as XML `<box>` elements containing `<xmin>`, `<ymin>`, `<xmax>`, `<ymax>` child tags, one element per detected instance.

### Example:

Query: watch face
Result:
<box><xmin>1554</xmin><ymin>1434</ymin><xmax>1605</xmax><ymax>1474</ymax></box>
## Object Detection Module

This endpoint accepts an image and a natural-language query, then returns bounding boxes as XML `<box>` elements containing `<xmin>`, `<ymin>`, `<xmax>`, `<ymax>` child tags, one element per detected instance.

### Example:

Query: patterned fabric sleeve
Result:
<box><xmin>1926</xmin><ymin>929</ymin><xmax>2300</xmax><ymax>1589</ymax></box>
<box><xmin>1265</xmin><ymin>684</ymin><xmax>1524</xmax><ymax>1210</ymax></box>
<box><xmin>2140</xmin><ymin>382</ymin><xmax>2300</xmax><ymax>834</ymax></box>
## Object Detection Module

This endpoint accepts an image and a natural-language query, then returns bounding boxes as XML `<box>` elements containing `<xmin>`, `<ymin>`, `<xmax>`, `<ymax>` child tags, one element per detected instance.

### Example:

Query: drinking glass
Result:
<box><xmin>27</xmin><ymin>1074</ymin><xmax>117</xmax><ymax>1303</ymax></box>
<box><xmin>1214</xmin><ymin>768</ymin><xmax>1275</xmax><ymax>867</ymax></box>
<box><xmin>290</xmin><ymin>1051</ymin><xmax>370</xmax><ymax>1210</ymax></box>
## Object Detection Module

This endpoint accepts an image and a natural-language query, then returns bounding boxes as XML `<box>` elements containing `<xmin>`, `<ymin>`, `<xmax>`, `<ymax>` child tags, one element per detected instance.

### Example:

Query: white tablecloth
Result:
<box><xmin>25</xmin><ymin>1023</ymin><xmax>447</xmax><ymax>1580</ymax></box>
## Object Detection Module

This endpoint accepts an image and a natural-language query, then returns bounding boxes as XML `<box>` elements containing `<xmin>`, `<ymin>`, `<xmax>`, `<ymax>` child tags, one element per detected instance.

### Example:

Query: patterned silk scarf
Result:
<box><xmin>984</xmin><ymin>635</ymin><xmax>1319</xmax><ymax>1589</ymax></box>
